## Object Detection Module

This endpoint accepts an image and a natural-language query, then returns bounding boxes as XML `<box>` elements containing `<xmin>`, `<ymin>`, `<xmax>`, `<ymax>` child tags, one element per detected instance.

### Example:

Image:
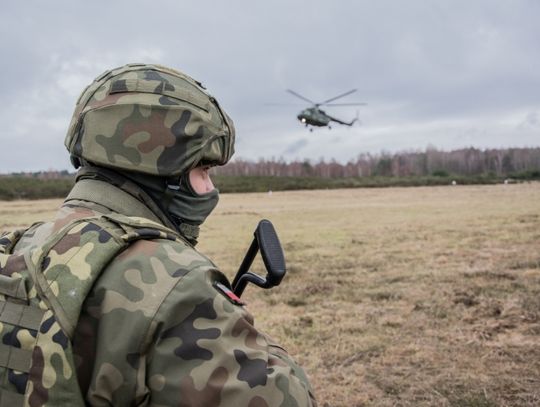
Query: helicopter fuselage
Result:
<box><xmin>297</xmin><ymin>107</ymin><xmax>331</xmax><ymax>127</ymax></box>
<box><xmin>287</xmin><ymin>88</ymin><xmax>364</xmax><ymax>130</ymax></box>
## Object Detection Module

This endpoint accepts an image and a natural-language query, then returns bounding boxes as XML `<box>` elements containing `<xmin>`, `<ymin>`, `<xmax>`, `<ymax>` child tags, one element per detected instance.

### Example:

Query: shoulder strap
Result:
<box><xmin>0</xmin><ymin>215</ymin><xmax>179</xmax><ymax>407</ymax></box>
<box><xmin>16</xmin><ymin>213</ymin><xmax>182</xmax><ymax>339</ymax></box>
<box><xmin>23</xmin><ymin>216</ymin><xmax>128</xmax><ymax>338</ymax></box>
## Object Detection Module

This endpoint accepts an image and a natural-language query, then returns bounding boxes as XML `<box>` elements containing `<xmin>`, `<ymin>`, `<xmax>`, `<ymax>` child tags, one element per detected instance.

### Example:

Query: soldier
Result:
<box><xmin>8</xmin><ymin>64</ymin><xmax>316</xmax><ymax>406</ymax></box>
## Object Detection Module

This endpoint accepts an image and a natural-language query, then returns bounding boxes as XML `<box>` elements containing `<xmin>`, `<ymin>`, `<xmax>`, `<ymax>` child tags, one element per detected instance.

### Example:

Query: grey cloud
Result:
<box><xmin>0</xmin><ymin>0</ymin><xmax>539</xmax><ymax>172</ymax></box>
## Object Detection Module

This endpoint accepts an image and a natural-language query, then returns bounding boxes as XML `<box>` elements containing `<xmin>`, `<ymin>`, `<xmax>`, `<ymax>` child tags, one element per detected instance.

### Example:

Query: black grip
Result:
<box><xmin>256</xmin><ymin>220</ymin><xmax>286</xmax><ymax>285</ymax></box>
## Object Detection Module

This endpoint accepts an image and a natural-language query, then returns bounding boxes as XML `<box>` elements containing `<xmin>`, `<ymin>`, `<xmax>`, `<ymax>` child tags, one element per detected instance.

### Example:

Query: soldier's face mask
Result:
<box><xmin>119</xmin><ymin>167</ymin><xmax>219</xmax><ymax>245</ymax></box>
<box><xmin>166</xmin><ymin>170</ymin><xmax>220</xmax><ymax>234</ymax></box>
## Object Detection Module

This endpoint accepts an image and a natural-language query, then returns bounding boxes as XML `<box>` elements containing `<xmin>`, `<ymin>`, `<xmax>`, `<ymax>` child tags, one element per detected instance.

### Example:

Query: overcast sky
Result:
<box><xmin>1</xmin><ymin>0</ymin><xmax>539</xmax><ymax>172</ymax></box>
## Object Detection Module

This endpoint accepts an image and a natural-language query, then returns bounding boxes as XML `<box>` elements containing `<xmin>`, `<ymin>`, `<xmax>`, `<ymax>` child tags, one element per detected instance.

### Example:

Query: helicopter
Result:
<box><xmin>286</xmin><ymin>89</ymin><xmax>366</xmax><ymax>131</ymax></box>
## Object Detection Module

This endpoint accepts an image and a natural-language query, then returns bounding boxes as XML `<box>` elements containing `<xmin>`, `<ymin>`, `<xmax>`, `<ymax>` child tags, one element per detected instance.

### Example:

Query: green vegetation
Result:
<box><xmin>213</xmin><ymin>174</ymin><xmax>511</xmax><ymax>193</ymax></box>
<box><xmin>1</xmin><ymin>173</ymin><xmax>538</xmax><ymax>200</ymax></box>
<box><xmin>510</xmin><ymin>169</ymin><xmax>540</xmax><ymax>180</ymax></box>
<box><xmin>1</xmin><ymin>147</ymin><xmax>539</xmax><ymax>199</ymax></box>
<box><xmin>0</xmin><ymin>176</ymin><xmax>74</xmax><ymax>200</ymax></box>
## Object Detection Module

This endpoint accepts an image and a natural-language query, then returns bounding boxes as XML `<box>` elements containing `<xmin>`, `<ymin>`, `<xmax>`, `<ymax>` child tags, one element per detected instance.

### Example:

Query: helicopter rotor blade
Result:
<box><xmin>264</xmin><ymin>102</ymin><xmax>307</xmax><ymax>106</ymax></box>
<box><xmin>320</xmin><ymin>89</ymin><xmax>358</xmax><ymax>105</ymax></box>
<box><xmin>286</xmin><ymin>89</ymin><xmax>317</xmax><ymax>105</ymax></box>
<box><xmin>324</xmin><ymin>102</ymin><xmax>367</xmax><ymax>106</ymax></box>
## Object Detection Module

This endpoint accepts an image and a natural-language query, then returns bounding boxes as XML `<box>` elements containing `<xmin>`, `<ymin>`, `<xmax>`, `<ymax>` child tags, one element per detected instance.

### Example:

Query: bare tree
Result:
<box><xmin>213</xmin><ymin>148</ymin><xmax>540</xmax><ymax>178</ymax></box>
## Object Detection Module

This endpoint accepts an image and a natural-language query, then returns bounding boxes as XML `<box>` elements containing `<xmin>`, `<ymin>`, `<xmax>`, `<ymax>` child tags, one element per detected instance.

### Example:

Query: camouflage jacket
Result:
<box><xmin>13</xmin><ymin>179</ymin><xmax>316</xmax><ymax>406</ymax></box>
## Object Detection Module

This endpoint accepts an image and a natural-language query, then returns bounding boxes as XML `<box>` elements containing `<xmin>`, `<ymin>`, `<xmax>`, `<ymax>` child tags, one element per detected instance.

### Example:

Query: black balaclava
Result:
<box><xmin>122</xmin><ymin>170</ymin><xmax>219</xmax><ymax>246</ymax></box>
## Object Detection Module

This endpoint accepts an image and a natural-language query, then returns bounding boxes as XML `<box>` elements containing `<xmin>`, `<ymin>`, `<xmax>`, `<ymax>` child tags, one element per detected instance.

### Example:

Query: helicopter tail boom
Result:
<box><xmin>327</xmin><ymin>114</ymin><xmax>358</xmax><ymax>126</ymax></box>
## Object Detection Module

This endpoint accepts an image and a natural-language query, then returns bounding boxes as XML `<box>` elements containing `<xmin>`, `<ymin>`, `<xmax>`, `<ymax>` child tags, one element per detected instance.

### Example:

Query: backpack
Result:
<box><xmin>0</xmin><ymin>213</ymin><xmax>182</xmax><ymax>406</ymax></box>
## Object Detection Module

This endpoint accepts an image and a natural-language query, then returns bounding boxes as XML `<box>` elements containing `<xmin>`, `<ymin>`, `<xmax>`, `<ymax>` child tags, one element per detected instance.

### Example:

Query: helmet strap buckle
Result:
<box><xmin>163</xmin><ymin>176</ymin><xmax>182</xmax><ymax>209</ymax></box>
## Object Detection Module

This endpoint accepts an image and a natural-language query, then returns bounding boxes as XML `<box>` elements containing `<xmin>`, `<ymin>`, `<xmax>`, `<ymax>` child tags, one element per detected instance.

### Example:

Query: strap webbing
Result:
<box><xmin>0</xmin><ymin>301</ymin><xmax>44</xmax><ymax>330</ymax></box>
<box><xmin>0</xmin><ymin>389</ymin><xmax>25</xmax><ymax>407</ymax></box>
<box><xmin>178</xmin><ymin>222</ymin><xmax>200</xmax><ymax>241</ymax></box>
<box><xmin>0</xmin><ymin>276</ymin><xmax>27</xmax><ymax>301</ymax></box>
<box><xmin>0</xmin><ymin>344</ymin><xmax>32</xmax><ymax>372</ymax></box>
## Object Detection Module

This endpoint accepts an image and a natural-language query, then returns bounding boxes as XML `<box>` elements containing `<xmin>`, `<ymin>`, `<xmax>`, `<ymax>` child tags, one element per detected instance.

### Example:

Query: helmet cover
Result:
<box><xmin>65</xmin><ymin>63</ymin><xmax>235</xmax><ymax>176</ymax></box>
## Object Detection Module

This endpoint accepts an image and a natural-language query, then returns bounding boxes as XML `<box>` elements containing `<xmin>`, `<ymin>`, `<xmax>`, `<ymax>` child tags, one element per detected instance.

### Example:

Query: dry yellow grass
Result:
<box><xmin>1</xmin><ymin>183</ymin><xmax>539</xmax><ymax>406</ymax></box>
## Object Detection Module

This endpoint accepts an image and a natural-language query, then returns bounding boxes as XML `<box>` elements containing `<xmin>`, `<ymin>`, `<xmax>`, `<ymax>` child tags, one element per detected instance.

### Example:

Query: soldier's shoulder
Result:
<box><xmin>94</xmin><ymin>236</ymin><xmax>220</xmax><ymax>305</ymax></box>
<box><xmin>87</xmin><ymin>236</ymin><xmax>226</xmax><ymax>330</ymax></box>
<box><xmin>115</xmin><ymin>236</ymin><xmax>215</xmax><ymax>274</ymax></box>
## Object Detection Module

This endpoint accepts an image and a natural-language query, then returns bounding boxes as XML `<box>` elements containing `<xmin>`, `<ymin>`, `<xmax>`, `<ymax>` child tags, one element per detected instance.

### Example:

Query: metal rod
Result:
<box><xmin>232</xmin><ymin>237</ymin><xmax>259</xmax><ymax>296</ymax></box>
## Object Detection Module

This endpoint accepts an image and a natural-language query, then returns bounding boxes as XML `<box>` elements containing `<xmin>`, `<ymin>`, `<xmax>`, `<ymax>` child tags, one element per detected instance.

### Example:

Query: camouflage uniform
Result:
<box><xmin>4</xmin><ymin>64</ymin><xmax>316</xmax><ymax>406</ymax></box>
<box><xmin>10</xmin><ymin>178</ymin><xmax>315</xmax><ymax>406</ymax></box>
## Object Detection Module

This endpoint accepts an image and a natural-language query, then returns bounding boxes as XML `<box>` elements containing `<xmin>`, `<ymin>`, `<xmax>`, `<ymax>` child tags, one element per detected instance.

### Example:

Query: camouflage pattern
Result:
<box><xmin>0</xmin><ymin>216</ymin><xmax>121</xmax><ymax>406</ymax></box>
<box><xmin>3</xmin><ymin>179</ymin><xmax>316</xmax><ymax>406</ymax></box>
<box><xmin>65</xmin><ymin>63</ymin><xmax>235</xmax><ymax>176</ymax></box>
<box><xmin>0</xmin><ymin>208</ymin><xmax>184</xmax><ymax>405</ymax></box>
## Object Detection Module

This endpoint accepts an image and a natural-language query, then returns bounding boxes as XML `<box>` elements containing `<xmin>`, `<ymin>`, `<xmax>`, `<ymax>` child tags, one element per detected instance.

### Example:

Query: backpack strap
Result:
<box><xmin>0</xmin><ymin>215</ymin><xmax>179</xmax><ymax>407</ymax></box>
<box><xmin>22</xmin><ymin>216</ymin><xmax>121</xmax><ymax>338</ymax></box>
<box><xmin>24</xmin><ymin>214</ymin><xmax>181</xmax><ymax>339</ymax></box>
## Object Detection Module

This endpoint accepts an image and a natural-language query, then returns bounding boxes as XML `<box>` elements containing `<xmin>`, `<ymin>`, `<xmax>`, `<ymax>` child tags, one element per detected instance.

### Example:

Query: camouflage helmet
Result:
<box><xmin>65</xmin><ymin>63</ymin><xmax>235</xmax><ymax>176</ymax></box>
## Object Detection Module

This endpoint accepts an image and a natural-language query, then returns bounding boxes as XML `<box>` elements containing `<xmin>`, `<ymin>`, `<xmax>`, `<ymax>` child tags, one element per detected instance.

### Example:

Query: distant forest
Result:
<box><xmin>1</xmin><ymin>147</ymin><xmax>539</xmax><ymax>200</ymax></box>
<box><xmin>214</xmin><ymin>147</ymin><xmax>540</xmax><ymax>178</ymax></box>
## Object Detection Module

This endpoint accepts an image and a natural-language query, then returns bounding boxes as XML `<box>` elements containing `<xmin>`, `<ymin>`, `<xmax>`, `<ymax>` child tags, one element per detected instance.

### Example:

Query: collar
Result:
<box><xmin>65</xmin><ymin>166</ymin><xmax>200</xmax><ymax>245</ymax></box>
<box><xmin>65</xmin><ymin>179</ymin><xmax>164</xmax><ymax>224</ymax></box>
<box><xmin>72</xmin><ymin>166</ymin><xmax>178</xmax><ymax>231</ymax></box>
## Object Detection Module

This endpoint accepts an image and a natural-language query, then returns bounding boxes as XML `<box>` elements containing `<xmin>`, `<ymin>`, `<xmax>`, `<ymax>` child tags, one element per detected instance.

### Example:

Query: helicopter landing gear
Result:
<box><xmin>328</xmin><ymin>125</ymin><xmax>332</xmax><ymax>130</ymax></box>
<box><xmin>309</xmin><ymin>127</ymin><xmax>313</xmax><ymax>132</ymax></box>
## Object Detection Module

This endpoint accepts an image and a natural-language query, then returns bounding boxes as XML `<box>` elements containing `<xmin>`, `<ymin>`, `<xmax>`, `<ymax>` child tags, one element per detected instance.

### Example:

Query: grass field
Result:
<box><xmin>1</xmin><ymin>183</ymin><xmax>539</xmax><ymax>406</ymax></box>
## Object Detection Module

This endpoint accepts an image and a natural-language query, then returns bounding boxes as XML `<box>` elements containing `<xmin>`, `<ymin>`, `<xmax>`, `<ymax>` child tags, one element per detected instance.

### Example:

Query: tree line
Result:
<box><xmin>214</xmin><ymin>147</ymin><xmax>540</xmax><ymax>178</ymax></box>
<box><xmin>1</xmin><ymin>147</ymin><xmax>539</xmax><ymax>200</ymax></box>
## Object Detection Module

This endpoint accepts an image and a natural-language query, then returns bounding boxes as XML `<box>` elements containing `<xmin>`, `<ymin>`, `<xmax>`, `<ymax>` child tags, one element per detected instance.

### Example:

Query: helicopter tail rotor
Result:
<box><xmin>347</xmin><ymin>110</ymin><xmax>361</xmax><ymax>126</ymax></box>
<box><xmin>353</xmin><ymin>110</ymin><xmax>361</xmax><ymax>126</ymax></box>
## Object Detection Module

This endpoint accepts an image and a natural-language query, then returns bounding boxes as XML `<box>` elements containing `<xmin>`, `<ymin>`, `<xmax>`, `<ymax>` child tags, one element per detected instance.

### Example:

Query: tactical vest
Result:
<box><xmin>0</xmin><ymin>214</ymin><xmax>182</xmax><ymax>406</ymax></box>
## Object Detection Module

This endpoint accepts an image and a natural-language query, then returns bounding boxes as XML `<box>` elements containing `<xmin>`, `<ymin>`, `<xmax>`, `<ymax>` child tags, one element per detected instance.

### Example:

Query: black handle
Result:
<box><xmin>232</xmin><ymin>219</ymin><xmax>287</xmax><ymax>297</ymax></box>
